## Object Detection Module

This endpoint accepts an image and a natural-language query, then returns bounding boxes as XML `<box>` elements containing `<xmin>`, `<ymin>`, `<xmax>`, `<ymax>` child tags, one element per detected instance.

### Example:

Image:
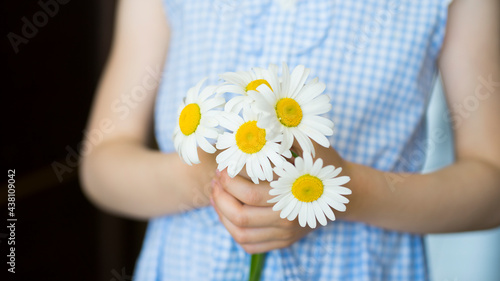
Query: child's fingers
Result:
<box><xmin>218</xmin><ymin>170</ymin><xmax>274</xmax><ymax>207</ymax></box>
<box><xmin>239</xmin><ymin>240</ymin><xmax>295</xmax><ymax>255</ymax></box>
<box><xmin>211</xmin><ymin>182</ymin><xmax>283</xmax><ymax>228</ymax></box>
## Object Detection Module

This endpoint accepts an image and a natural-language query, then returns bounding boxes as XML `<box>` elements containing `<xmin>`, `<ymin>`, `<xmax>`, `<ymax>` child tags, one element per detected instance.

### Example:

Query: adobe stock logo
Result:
<box><xmin>7</xmin><ymin>0</ymin><xmax>71</xmax><ymax>54</ymax></box>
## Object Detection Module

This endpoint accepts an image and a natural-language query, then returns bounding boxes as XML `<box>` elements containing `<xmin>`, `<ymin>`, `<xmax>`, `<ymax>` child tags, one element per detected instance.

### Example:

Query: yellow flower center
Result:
<box><xmin>275</xmin><ymin>98</ymin><xmax>303</xmax><ymax>127</ymax></box>
<box><xmin>292</xmin><ymin>174</ymin><xmax>324</xmax><ymax>202</ymax></box>
<box><xmin>235</xmin><ymin>121</ymin><xmax>266</xmax><ymax>154</ymax></box>
<box><xmin>246</xmin><ymin>79</ymin><xmax>272</xmax><ymax>92</ymax></box>
<box><xmin>179</xmin><ymin>103</ymin><xmax>201</xmax><ymax>135</ymax></box>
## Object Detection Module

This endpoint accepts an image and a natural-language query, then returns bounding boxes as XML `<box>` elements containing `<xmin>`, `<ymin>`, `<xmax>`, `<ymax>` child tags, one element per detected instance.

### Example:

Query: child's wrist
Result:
<box><xmin>336</xmin><ymin>161</ymin><xmax>366</xmax><ymax>222</ymax></box>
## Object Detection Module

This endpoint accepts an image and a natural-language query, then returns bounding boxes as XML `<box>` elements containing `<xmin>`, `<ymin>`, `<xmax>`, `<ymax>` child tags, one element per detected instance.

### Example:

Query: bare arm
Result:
<box><xmin>341</xmin><ymin>0</ymin><xmax>500</xmax><ymax>233</ymax></box>
<box><xmin>80</xmin><ymin>0</ymin><xmax>215</xmax><ymax>220</ymax></box>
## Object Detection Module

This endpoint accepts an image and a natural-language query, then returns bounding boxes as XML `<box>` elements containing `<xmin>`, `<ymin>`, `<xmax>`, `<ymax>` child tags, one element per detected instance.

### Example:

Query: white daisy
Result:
<box><xmin>268</xmin><ymin>153</ymin><xmax>351</xmax><ymax>228</ymax></box>
<box><xmin>173</xmin><ymin>78</ymin><xmax>225</xmax><ymax>165</ymax></box>
<box><xmin>248</xmin><ymin>63</ymin><xmax>334</xmax><ymax>157</ymax></box>
<box><xmin>217</xmin><ymin>65</ymin><xmax>277</xmax><ymax>113</ymax></box>
<box><xmin>216</xmin><ymin>106</ymin><xmax>291</xmax><ymax>184</ymax></box>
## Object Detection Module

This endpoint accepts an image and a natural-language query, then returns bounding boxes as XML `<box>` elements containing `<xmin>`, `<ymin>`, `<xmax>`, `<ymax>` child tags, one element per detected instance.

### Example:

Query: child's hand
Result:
<box><xmin>210</xmin><ymin>169</ymin><xmax>314</xmax><ymax>254</ymax></box>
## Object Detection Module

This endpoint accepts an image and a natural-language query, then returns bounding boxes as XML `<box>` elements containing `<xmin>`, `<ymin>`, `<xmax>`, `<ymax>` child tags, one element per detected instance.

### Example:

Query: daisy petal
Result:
<box><xmin>310</xmin><ymin>158</ymin><xmax>323</xmax><ymax>176</ymax></box>
<box><xmin>196</xmin><ymin>133</ymin><xmax>216</xmax><ymax>154</ymax></box>
<box><xmin>217</xmin><ymin>84</ymin><xmax>246</xmax><ymax>96</ymax></box>
<box><xmin>263</xmin><ymin>68</ymin><xmax>280</xmax><ymax>96</ymax></box>
<box><xmin>251</xmin><ymin>86</ymin><xmax>277</xmax><ymax>109</ymax></box>
<box><xmin>271</xmin><ymin>180</ymin><xmax>294</xmax><ymax>190</ymax></box>
<box><xmin>216</xmin><ymin>133</ymin><xmax>236</xmax><ymax>150</ymax></box>
<box><xmin>200</xmin><ymin>116</ymin><xmax>218</xmax><ymax>128</ymax></box>
<box><xmin>281</xmin><ymin>62</ymin><xmax>291</xmax><ymax>97</ymax></box>
<box><xmin>258</xmin><ymin>153</ymin><xmax>273</xmax><ymax>182</ymax></box>
<box><xmin>280</xmin><ymin>198</ymin><xmax>297</xmax><ymax>219</ymax></box>
<box><xmin>327</xmin><ymin>185</ymin><xmax>352</xmax><ymax>195</ymax></box>
<box><xmin>268</xmin><ymin>192</ymin><xmax>289</xmax><ymax>204</ymax></box>
<box><xmin>187</xmin><ymin>78</ymin><xmax>207</xmax><ymax>103</ymax></box>
<box><xmin>324</xmin><ymin>190</ymin><xmax>350</xmax><ymax>204</ymax></box>
<box><xmin>323</xmin><ymin>176</ymin><xmax>351</xmax><ymax>186</ymax></box>
<box><xmin>317</xmin><ymin>198</ymin><xmax>336</xmax><ymax>221</ymax></box>
<box><xmin>198</xmin><ymin>85</ymin><xmax>218</xmax><ymax>102</ymax></box>
<box><xmin>299</xmin><ymin>125</ymin><xmax>331</xmax><ymax>148</ymax></box>
<box><xmin>303</xmin><ymin>153</ymin><xmax>313</xmax><ymax>169</ymax></box>
<box><xmin>281</xmin><ymin>130</ymin><xmax>294</xmax><ymax>152</ymax></box>
<box><xmin>267</xmin><ymin>150</ymin><xmax>285</xmax><ymax>168</ymax></box>
<box><xmin>228</xmin><ymin>153</ymin><xmax>247</xmax><ymax>178</ymax></box>
<box><xmin>300</xmin><ymin>119</ymin><xmax>333</xmax><ymax>138</ymax></box>
<box><xmin>301</xmin><ymin>96</ymin><xmax>332</xmax><ymax>115</ymax></box>
<box><xmin>224</xmin><ymin>96</ymin><xmax>246</xmax><ymax>113</ymax></box>
<box><xmin>312</xmin><ymin>201</ymin><xmax>327</xmax><ymax>226</ymax></box>
<box><xmin>296</xmin><ymin>81</ymin><xmax>326</xmax><ymax>104</ymax></box>
<box><xmin>173</xmin><ymin>132</ymin><xmax>183</xmax><ymax>152</ymax></box>
<box><xmin>323</xmin><ymin>196</ymin><xmax>347</xmax><ymax>212</ymax></box>
<box><xmin>272</xmin><ymin>167</ymin><xmax>288</xmax><ymax>178</ymax></box>
<box><xmin>216</xmin><ymin>145</ymin><xmax>238</xmax><ymax>164</ymax></box>
<box><xmin>200</xmin><ymin>98</ymin><xmax>224</xmax><ymax>112</ymax></box>
<box><xmin>287</xmin><ymin>201</ymin><xmax>302</xmax><ymax>221</ymax></box>
<box><xmin>294</xmin><ymin>130</ymin><xmax>315</xmax><ymax>157</ymax></box>
<box><xmin>273</xmin><ymin>193</ymin><xmax>294</xmax><ymax>211</ymax></box>
<box><xmin>281</xmin><ymin>148</ymin><xmax>292</xmax><ymax>158</ymax></box>
<box><xmin>186</xmin><ymin>135</ymin><xmax>200</xmax><ymax>164</ymax></box>
<box><xmin>220</xmin><ymin>72</ymin><xmax>247</xmax><ymax>87</ymax></box>
<box><xmin>269</xmin><ymin>187</ymin><xmax>288</xmax><ymax>196</ymax></box>
<box><xmin>198</xmin><ymin>125</ymin><xmax>219</xmax><ymax>140</ymax></box>
<box><xmin>307</xmin><ymin>203</ymin><xmax>317</xmax><ymax>228</ymax></box>
<box><xmin>294</xmin><ymin>157</ymin><xmax>305</xmax><ymax>174</ymax></box>
<box><xmin>218</xmin><ymin>114</ymin><xmax>242</xmax><ymax>131</ymax></box>
<box><xmin>329</xmin><ymin>167</ymin><xmax>343</xmax><ymax>178</ymax></box>
<box><xmin>317</xmin><ymin>165</ymin><xmax>337</xmax><ymax>179</ymax></box>
<box><xmin>251</xmin><ymin>154</ymin><xmax>265</xmax><ymax>181</ymax></box>
<box><xmin>298</xmin><ymin>203</ymin><xmax>308</xmax><ymax>227</ymax></box>
<box><xmin>301</xmin><ymin>116</ymin><xmax>334</xmax><ymax>135</ymax></box>
<box><xmin>288</xmin><ymin>65</ymin><xmax>307</xmax><ymax>98</ymax></box>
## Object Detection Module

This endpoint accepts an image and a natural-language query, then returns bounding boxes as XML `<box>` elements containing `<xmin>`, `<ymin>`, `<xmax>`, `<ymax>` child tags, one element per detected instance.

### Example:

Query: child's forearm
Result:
<box><xmin>341</xmin><ymin>159</ymin><xmax>500</xmax><ymax>233</ymax></box>
<box><xmin>80</xmin><ymin>140</ymin><xmax>216</xmax><ymax>220</ymax></box>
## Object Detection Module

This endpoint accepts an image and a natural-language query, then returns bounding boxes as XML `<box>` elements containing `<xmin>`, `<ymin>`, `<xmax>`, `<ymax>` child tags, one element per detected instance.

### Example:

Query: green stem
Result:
<box><xmin>248</xmin><ymin>253</ymin><xmax>266</xmax><ymax>281</ymax></box>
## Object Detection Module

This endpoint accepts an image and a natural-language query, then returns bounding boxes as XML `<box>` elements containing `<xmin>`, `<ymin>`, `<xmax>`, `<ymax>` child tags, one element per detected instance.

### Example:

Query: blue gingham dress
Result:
<box><xmin>135</xmin><ymin>0</ymin><xmax>452</xmax><ymax>280</ymax></box>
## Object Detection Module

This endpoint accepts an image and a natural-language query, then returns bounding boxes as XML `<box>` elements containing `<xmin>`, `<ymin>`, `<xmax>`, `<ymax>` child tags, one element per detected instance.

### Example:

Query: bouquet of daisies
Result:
<box><xmin>173</xmin><ymin>63</ymin><xmax>351</xmax><ymax>281</ymax></box>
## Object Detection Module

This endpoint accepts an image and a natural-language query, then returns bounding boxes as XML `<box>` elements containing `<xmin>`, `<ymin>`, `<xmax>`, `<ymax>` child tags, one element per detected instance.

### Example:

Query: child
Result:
<box><xmin>80</xmin><ymin>0</ymin><xmax>500</xmax><ymax>280</ymax></box>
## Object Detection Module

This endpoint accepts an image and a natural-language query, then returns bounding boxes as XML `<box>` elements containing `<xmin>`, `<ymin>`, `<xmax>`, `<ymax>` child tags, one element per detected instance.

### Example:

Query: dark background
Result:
<box><xmin>2</xmin><ymin>1</ymin><xmax>147</xmax><ymax>280</ymax></box>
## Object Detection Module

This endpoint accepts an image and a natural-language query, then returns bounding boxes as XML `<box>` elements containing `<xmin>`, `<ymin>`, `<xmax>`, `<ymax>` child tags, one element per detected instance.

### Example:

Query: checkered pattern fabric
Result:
<box><xmin>134</xmin><ymin>0</ymin><xmax>452</xmax><ymax>280</ymax></box>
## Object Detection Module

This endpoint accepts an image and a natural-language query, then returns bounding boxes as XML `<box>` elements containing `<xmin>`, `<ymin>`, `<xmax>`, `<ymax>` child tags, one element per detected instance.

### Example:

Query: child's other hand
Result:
<box><xmin>210</xmin><ymin>169</ymin><xmax>313</xmax><ymax>254</ymax></box>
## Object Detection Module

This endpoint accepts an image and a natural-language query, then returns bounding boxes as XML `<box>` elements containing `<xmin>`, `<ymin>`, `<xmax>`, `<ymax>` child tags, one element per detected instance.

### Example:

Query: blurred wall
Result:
<box><xmin>2</xmin><ymin>1</ymin><xmax>146</xmax><ymax>280</ymax></box>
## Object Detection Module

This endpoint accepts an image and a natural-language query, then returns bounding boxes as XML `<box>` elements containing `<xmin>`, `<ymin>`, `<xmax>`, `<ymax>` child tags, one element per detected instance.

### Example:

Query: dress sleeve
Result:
<box><xmin>161</xmin><ymin>0</ymin><xmax>182</xmax><ymax>26</ymax></box>
<box><xmin>429</xmin><ymin>0</ymin><xmax>454</xmax><ymax>59</ymax></box>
